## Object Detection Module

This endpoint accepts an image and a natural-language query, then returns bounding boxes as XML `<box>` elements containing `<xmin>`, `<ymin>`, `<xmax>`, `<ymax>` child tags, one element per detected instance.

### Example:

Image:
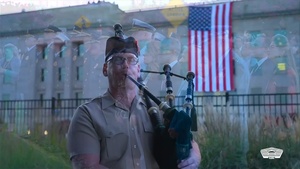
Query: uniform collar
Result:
<box><xmin>101</xmin><ymin>89</ymin><xmax>146</xmax><ymax>110</ymax></box>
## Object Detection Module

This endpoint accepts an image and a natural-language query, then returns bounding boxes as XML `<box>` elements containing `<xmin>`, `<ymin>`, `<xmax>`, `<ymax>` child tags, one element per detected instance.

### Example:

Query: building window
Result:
<box><xmin>75</xmin><ymin>92</ymin><xmax>82</xmax><ymax>99</ymax></box>
<box><xmin>76</xmin><ymin>66</ymin><xmax>83</xmax><ymax>81</ymax></box>
<box><xmin>39</xmin><ymin>93</ymin><xmax>44</xmax><ymax>100</ymax></box>
<box><xmin>62</xmin><ymin>45</ymin><xmax>68</xmax><ymax>57</ymax></box>
<box><xmin>58</xmin><ymin>67</ymin><xmax>65</xmax><ymax>81</ymax></box>
<box><xmin>42</xmin><ymin>46</ymin><xmax>48</xmax><ymax>60</ymax></box>
<box><xmin>39</xmin><ymin>93</ymin><xmax>44</xmax><ymax>107</ymax></box>
<box><xmin>57</xmin><ymin>93</ymin><xmax>61</xmax><ymax>100</ymax></box>
<box><xmin>37</xmin><ymin>45</ymin><xmax>47</xmax><ymax>60</ymax></box>
<box><xmin>73</xmin><ymin>42</ymin><xmax>85</xmax><ymax>57</ymax></box>
<box><xmin>79</xmin><ymin>43</ymin><xmax>85</xmax><ymax>57</ymax></box>
<box><xmin>75</xmin><ymin>92</ymin><xmax>83</xmax><ymax>106</ymax></box>
<box><xmin>41</xmin><ymin>68</ymin><xmax>46</xmax><ymax>82</ymax></box>
<box><xmin>55</xmin><ymin>44</ymin><xmax>67</xmax><ymax>58</ymax></box>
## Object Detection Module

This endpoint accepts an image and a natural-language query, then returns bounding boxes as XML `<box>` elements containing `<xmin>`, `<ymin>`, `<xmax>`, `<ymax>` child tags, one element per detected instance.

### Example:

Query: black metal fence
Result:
<box><xmin>0</xmin><ymin>93</ymin><xmax>299</xmax><ymax>135</ymax></box>
<box><xmin>171</xmin><ymin>93</ymin><xmax>300</xmax><ymax>116</ymax></box>
<box><xmin>0</xmin><ymin>97</ymin><xmax>88</xmax><ymax>135</ymax></box>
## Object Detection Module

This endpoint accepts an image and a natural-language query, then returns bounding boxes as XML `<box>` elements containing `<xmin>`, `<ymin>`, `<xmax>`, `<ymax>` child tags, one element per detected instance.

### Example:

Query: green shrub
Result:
<box><xmin>195</xmin><ymin>105</ymin><xmax>300</xmax><ymax>169</ymax></box>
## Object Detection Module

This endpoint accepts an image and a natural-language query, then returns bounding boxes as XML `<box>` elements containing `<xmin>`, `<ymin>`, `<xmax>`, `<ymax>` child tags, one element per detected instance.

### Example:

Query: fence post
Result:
<box><xmin>51</xmin><ymin>97</ymin><xmax>56</xmax><ymax>126</ymax></box>
<box><xmin>225</xmin><ymin>92</ymin><xmax>229</xmax><ymax>104</ymax></box>
<box><xmin>51</xmin><ymin>97</ymin><xmax>56</xmax><ymax>111</ymax></box>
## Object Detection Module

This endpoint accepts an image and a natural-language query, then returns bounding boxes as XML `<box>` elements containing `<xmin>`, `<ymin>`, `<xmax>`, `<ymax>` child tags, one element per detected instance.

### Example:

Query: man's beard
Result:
<box><xmin>113</xmin><ymin>75</ymin><xmax>133</xmax><ymax>89</ymax></box>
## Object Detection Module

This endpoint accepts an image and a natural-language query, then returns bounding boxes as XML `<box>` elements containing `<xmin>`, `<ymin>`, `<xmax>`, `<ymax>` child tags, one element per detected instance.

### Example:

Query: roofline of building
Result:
<box><xmin>0</xmin><ymin>2</ymin><xmax>299</xmax><ymax>37</ymax></box>
<box><xmin>0</xmin><ymin>1</ymin><xmax>122</xmax><ymax>17</ymax></box>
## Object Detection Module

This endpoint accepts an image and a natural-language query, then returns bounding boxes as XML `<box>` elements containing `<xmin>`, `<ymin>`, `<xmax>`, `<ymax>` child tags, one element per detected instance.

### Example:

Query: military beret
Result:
<box><xmin>44</xmin><ymin>25</ymin><xmax>62</xmax><ymax>33</ymax></box>
<box><xmin>3</xmin><ymin>43</ymin><xmax>18</xmax><ymax>52</ymax></box>
<box><xmin>130</xmin><ymin>19</ymin><xmax>156</xmax><ymax>32</ymax></box>
<box><xmin>55</xmin><ymin>32</ymin><xmax>70</xmax><ymax>42</ymax></box>
<box><xmin>75</xmin><ymin>31</ymin><xmax>91</xmax><ymax>38</ymax></box>
<box><xmin>69</xmin><ymin>25</ymin><xmax>83</xmax><ymax>35</ymax></box>
<box><xmin>105</xmin><ymin>36</ymin><xmax>140</xmax><ymax>62</ymax></box>
<box><xmin>272</xmin><ymin>34</ymin><xmax>288</xmax><ymax>47</ymax></box>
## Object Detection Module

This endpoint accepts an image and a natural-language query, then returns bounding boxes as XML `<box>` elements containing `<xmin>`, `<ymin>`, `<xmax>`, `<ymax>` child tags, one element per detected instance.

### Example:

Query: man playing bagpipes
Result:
<box><xmin>67</xmin><ymin>24</ymin><xmax>201</xmax><ymax>169</ymax></box>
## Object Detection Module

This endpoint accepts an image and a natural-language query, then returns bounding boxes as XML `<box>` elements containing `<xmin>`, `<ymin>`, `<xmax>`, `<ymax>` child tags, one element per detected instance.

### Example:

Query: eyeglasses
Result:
<box><xmin>106</xmin><ymin>56</ymin><xmax>139</xmax><ymax>65</ymax></box>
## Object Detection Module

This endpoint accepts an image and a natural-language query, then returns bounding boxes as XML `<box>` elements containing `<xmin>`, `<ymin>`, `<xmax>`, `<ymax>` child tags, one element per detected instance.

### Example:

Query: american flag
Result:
<box><xmin>188</xmin><ymin>3</ymin><xmax>234</xmax><ymax>92</ymax></box>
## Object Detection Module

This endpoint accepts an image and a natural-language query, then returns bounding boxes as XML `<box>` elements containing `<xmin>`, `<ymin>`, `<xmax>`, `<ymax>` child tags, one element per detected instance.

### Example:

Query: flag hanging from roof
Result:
<box><xmin>188</xmin><ymin>2</ymin><xmax>234</xmax><ymax>92</ymax></box>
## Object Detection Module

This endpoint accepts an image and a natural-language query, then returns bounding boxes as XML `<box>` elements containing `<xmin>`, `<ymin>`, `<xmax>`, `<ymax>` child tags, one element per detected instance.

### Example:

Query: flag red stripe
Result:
<box><xmin>220</xmin><ymin>4</ymin><xmax>225</xmax><ymax>90</ymax></box>
<box><xmin>201</xmin><ymin>31</ymin><xmax>205</xmax><ymax>91</ymax></box>
<box><xmin>208</xmin><ymin>31</ymin><xmax>212</xmax><ymax>91</ymax></box>
<box><xmin>229</xmin><ymin>2</ymin><xmax>234</xmax><ymax>90</ymax></box>
<box><xmin>195</xmin><ymin>31</ymin><xmax>199</xmax><ymax>91</ymax></box>
<box><xmin>188</xmin><ymin>30</ymin><xmax>191</xmax><ymax>73</ymax></box>
<box><xmin>215</xmin><ymin>5</ymin><xmax>219</xmax><ymax>91</ymax></box>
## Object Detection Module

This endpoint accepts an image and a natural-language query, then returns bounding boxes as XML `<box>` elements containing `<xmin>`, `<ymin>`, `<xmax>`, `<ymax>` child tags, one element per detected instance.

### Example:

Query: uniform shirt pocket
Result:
<box><xmin>103</xmin><ymin>131</ymin><xmax>128</xmax><ymax>161</ymax></box>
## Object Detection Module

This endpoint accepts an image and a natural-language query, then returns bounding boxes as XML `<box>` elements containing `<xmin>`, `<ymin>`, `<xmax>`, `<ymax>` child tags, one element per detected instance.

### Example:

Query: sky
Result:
<box><xmin>0</xmin><ymin>0</ymin><xmax>232</xmax><ymax>15</ymax></box>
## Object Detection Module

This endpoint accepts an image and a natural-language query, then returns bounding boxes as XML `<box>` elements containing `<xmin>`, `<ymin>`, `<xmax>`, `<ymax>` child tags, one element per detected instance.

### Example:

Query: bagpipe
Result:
<box><xmin>112</xmin><ymin>23</ymin><xmax>197</xmax><ymax>169</ymax></box>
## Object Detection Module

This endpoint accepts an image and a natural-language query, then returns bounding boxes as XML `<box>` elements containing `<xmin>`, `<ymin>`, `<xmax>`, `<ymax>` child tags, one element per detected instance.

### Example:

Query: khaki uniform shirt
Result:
<box><xmin>67</xmin><ymin>91</ymin><xmax>160</xmax><ymax>169</ymax></box>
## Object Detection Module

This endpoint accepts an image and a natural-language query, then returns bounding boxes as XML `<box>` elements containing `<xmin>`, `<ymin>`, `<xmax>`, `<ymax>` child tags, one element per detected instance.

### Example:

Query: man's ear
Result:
<box><xmin>103</xmin><ymin>63</ymin><xmax>108</xmax><ymax>77</ymax></box>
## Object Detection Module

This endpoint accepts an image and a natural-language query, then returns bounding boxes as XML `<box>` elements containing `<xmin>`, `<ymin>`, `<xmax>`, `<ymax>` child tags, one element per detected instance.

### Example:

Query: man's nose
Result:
<box><xmin>122</xmin><ymin>58</ymin><xmax>130</xmax><ymax>67</ymax></box>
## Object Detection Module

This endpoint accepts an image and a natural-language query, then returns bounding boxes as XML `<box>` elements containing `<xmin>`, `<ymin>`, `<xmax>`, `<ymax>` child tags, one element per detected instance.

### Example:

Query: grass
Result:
<box><xmin>195</xmin><ymin>105</ymin><xmax>300</xmax><ymax>169</ymax></box>
<box><xmin>0</xmin><ymin>131</ymin><xmax>71</xmax><ymax>169</ymax></box>
<box><xmin>1</xmin><ymin>104</ymin><xmax>300</xmax><ymax>169</ymax></box>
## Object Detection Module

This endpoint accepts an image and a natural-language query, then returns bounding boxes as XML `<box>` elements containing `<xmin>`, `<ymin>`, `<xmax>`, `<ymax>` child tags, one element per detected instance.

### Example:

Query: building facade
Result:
<box><xmin>0</xmin><ymin>0</ymin><xmax>299</xmax><ymax>101</ymax></box>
